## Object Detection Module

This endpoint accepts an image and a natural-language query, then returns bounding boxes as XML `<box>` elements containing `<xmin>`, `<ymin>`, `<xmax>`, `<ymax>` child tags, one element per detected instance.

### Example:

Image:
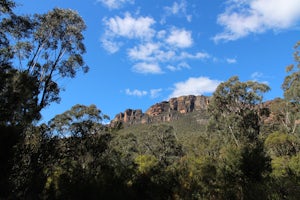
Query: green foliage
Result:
<box><xmin>282</xmin><ymin>41</ymin><xmax>300</xmax><ymax>103</ymax></box>
<box><xmin>0</xmin><ymin>69</ymin><xmax>40</xmax><ymax>126</ymax></box>
<box><xmin>280</xmin><ymin>42</ymin><xmax>300</xmax><ymax>135</ymax></box>
<box><xmin>265</xmin><ymin>132</ymin><xmax>299</xmax><ymax>156</ymax></box>
<box><xmin>30</xmin><ymin>8</ymin><xmax>89</xmax><ymax>109</ymax></box>
<box><xmin>208</xmin><ymin>76</ymin><xmax>270</xmax><ymax>145</ymax></box>
<box><xmin>49</xmin><ymin>104</ymin><xmax>108</xmax><ymax>137</ymax></box>
<box><xmin>134</xmin><ymin>154</ymin><xmax>159</xmax><ymax>175</ymax></box>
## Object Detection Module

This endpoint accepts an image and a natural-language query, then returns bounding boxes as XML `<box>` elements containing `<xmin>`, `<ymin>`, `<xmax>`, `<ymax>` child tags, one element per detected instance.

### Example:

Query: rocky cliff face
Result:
<box><xmin>111</xmin><ymin>95</ymin><xmax>210</xmax><ymax>127</ymax></box>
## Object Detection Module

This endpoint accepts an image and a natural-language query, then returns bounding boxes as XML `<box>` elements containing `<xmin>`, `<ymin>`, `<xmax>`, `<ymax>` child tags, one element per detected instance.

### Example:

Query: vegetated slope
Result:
<box><xmin>111</xmin><ymin>95</ymin><xmax>284</xmax><ymax>152</ymax></box>
<box><xmin>112</xmin><ymin>95</ymin><xmax>211</xmax><ymax>152</ymax></box>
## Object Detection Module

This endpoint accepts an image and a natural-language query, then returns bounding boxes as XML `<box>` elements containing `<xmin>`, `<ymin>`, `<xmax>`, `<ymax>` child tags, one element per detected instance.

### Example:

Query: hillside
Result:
<box><xmin>110</xmin><ymin>95</ymin><xmax>210</xmax><ymax>127</ymax></box>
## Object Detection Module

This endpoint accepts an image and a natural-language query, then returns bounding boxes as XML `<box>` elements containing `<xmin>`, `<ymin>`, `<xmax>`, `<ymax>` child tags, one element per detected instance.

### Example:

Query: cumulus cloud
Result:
<box><xmin>103</xmin><ymin>12</ymin><xmax>155</xmax><ymax>40</ymax></box>
<box><xmin>169</xmin><ymin>77</ymin><xmax>221</xmax><ymax>98</ymax></box>
<box><xmin>132</xmin><ymin>62</ymin><xmax>163</xmax><ymax>74</ymax></box>
<box><xmin>98</xmin><ymin>0</ymin><xmax>134</xmax><ymax>9</ymax></box>
<box><xmin>214</xmin><ymin>0</ymin><xmax>300</xmax><ymax>42</ymax></box>
<box><xmin>166</xmin><ymin>28</ymin><xmax>193</xmax><ymax>48</ymax></box>
<box><xmin>127</xmin><ymin>41</ymin><xmax>209</xmax><ymax>74</ymax></box>
<box><xmin>101</xmin><ymin>12</ymin><xmax>210</xmax><ymax>74</ymax></box>
<box><xmin>127</xmin><ymin>42</ymin><xmax>172</xmax><ymax>62</ymax></box>
<box><xmin>125</xmin><ymin>88</ymin><xmax>147</xmax><ymax>97</ymax></box>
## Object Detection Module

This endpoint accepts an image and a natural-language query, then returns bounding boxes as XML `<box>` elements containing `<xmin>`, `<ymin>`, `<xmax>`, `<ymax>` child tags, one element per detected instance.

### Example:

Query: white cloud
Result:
<box><xmin>165</xmin><ymin>1</ymin><xmax>186</xmax><ymax>15</ymax></box>
<box><xmin>98</xmin><ymin>0</ymin><xmax>134</xmax><ymax>9</ymax></box>
<box><xmin>214</xmin><ymin>0</ymin><xmax>300</xmax><ymax>42</ymax></box>
<box><xmin>169</xmin><ymin>77</ymin><xmax>221</xmax><ymax>98</ymax></box>
<box><xmin>125</xmin><ymin>88</ymin><xmax>162</xmax><ymax>98</ymax></box>
<box><xmin>167</xmin><ymin>62</ymin><xmax>190</xmax><ymax>71</ymax></box>
<box><xmin>101</xmin><ymin>12</ymin><xmax>209</xmax><ymax>74</ymax></box>
<box><xmin>166</xmin><ymin>65</ymin><xmax>177</xmax><ymax>71</ymax></box>
<box><xmin>150</xmin><ymin>88</ymin><xmax>163</xmax><ymax>98</ymax></box>
<box><xmin>132</xmin><ymin>62</ymin><xmax>163</xmax><ymax>74</ymax></box>
<box><xmin>226</xmin><ymin>58</ymin><xmax>237</xmax><ymax>64</ymax></box>
<box><xmin>166</xmin><ymin>28</ymin><xmax>193</xmax><ymax>48</ymax></box>
<box><xmin>128</xmin><ymin>42</ymin><xmax>176</xmax><ymax>62</ymax></box>
<box><xmin>251</xmin><ymin>71</ymin><xmax>263</xmax><ymax>79</ymax></box>
<box><xmin>127</xmin><ymin>42</ymin><xmax>161</xmax><ymax>61</ymax></box>
<box><xmin>157</xmin><ymin>30</ymin><xmax>167</xmax><ymax>39</ymax></box>
<box><xmin>163</xmin><ymin>0</ymin><xmax>192</xmax><ymax>22</ymax></box>
<box><xmin>251</xmin><ymin>72</ymin><xmax>269</xmax><ymax>84</ymax></box>
<box><xmin>103</xmin><ymin>13</ymin><xmax>155</xmax><ymax>40</ymax></box>
<box><xmin>127</xmin><ymin>42</ymin><xmax>208</xmax><ymax>70</ymax></box>
<box><xmin>125</xmin><ymin>88</ymin><xmax>147</xmax><ymax>97</ymax></box>
<box><xmin>178</xmin><ymin>52</ymin><xmax>210</xmax><ymax>60</ymax></box>
<box><xmin>101</xmin><ymin>38</ymin><xmax>122</xmax><ymax>54</ymax></box>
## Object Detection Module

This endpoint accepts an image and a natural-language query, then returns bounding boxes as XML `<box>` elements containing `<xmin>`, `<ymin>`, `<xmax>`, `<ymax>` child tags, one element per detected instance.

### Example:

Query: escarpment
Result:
<box><xmin>110</xmin><ymin>95</ymin><xmax>210</xmax><ymax>127</ymax></box>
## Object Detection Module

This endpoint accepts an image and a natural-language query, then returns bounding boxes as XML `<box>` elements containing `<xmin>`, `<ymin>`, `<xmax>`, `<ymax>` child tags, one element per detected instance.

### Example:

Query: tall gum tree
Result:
<box><xmin>28</xmin><ymin>8</ymin><xmax>89</xmax><ymax>110</ymax></box>
<box><xmin>281</xmin><ymin>41</ymin><xmax>300</xmax><ymax>134</ymax></box>
<box><xmin>1</xmin><ymin>5</ymin><xmax>89</xmax><ymax>125</ymax></box>
<box><xmin>208</xmin><ymin>76</ymin><xmax>270</xmax><ymax>145</ymax></box>
<box><xmin>207</xmin><ymin>76</ymin><xmax>271</xmax><ymax>198</ymax></box>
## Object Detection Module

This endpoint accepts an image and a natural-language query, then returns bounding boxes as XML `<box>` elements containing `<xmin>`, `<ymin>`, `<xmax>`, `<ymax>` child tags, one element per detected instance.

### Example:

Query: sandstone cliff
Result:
<box><xmin>111</xmin><ymin>95</ymin><xmax>210</xmax><ymax>127</ymax></box>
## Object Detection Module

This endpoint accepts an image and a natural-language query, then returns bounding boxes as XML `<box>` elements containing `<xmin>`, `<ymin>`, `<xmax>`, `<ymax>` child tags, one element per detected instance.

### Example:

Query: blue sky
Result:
<box><xmin>14</xmin><ymin>0</ymin><xmax>300</xmax><ymax>123</ymax></box>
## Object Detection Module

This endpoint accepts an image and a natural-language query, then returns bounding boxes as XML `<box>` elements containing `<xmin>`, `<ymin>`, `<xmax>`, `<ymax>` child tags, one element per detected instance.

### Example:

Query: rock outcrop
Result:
<box><xmin>146</xmin><ymin>95</ymin><xmax>210</xmax><ymax>116</ymax></box>
<box><xmin>110</xmin><ymin>95</ymin><xmax>210</xmax><ymax>127</ymax></box>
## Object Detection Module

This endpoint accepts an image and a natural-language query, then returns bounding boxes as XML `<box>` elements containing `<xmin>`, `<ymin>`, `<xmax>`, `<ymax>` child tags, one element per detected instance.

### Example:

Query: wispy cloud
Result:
<box><xmin>166</xmin><ymin>28</ymin><xmax>193</xmax><ymax>48</ymax></box>
<box><xmin>163</xmin><ymin>0</ymin><xmax>192</xmax><ymax>22</ymax></box>
<box><xmin>125</xmin><ymin>88</ymin><xmax>147</xmax><ymax>97</ymax></box>
<box><xmin>169</xmin><ymin>77</ymin><xmax>221</xmax><ymax>98</ymax></box>
<box><xmin>167</xmin><ymin>62</ymin><xmax>190</xmax><ymax>71</ymax></box>
<box><xmin>125</xmin><ymin>88</ymin><xmax>162</xmax><ymax>98</ymax></box>
<box><xmin>178</xmin><ymin>52</ymin><xmax>210</xmax><ymax>60</ymax></box>
<box><xmin>251</xmin><ymin>71</ymin><xmax>269</xmax><ymax>84</ymax></box>
<box><xmin>214</xmin><ymin>0</ymin><xmax>300</xmax><ymax>42</ymax></box>
<box><xmin>150</xmin><ymin>88</ymin><xmax>163</xmax><ymax>98</ymax></box>
<box><xmin>132</xmin><ymin>62</ymin><xmax>163</xmax><ymax>74</ymax></box>
<box><xmin>127</xmin><ymin>42</ymin><xmax>208</xmax><ymax>63</ymax></box>
<box><xmin>226</xmin><ymin>58</ymin><xmax>237</xmax><ymax>64</ymax></box>
<box><xmin>98</xmin><ymin>0</ymin><xmax>134</xmax><ymax>10</ymax></box>
<box><xmin>101</xmin><ymin>38</ymin><xmax>122</xmax><ymax>54</ymax></box>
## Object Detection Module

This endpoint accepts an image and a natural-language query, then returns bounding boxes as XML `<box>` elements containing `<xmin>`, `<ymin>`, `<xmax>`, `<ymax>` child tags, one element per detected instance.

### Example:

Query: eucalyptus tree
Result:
<box><xmin>208</xmin><ymin>76</ymin><xmax>270</xmax><ymax>145</ymax></box>
<box><xmin>0</xmin><ymin>3</ymin><xmax>89</xmax><ymax>197</ymax></box>
<box><xmin>280</xmin><ymin>41</ymin><xmax>300</xmax><ymax>134</ymax></box>
<box><xmin>262</xmin><ymin>41</ymin><xmax>300</xmax><ymax>199</ymax></box>
<box><xmin>28</xmin><ymin>8</ymin><xmax>89</xmax><ymax>110</ymax></box>
<box><xmin>207</xmin><ymin>76</ymin><xmax>271</xmax><ymax>199</ymax></box>
<box><xmin>48</xmin><ymin>104</ymin><xmax>109</xmax><ymax>137</ymax></box>
<box><xmin>1</xmin><ymin>4</ymin><xmax>89</xmax><ymax>127</ymax></box>
<box><xmin>283</xmin><ymin>41</ymin><xmax>300</xmax><ymax>103</ymax></box>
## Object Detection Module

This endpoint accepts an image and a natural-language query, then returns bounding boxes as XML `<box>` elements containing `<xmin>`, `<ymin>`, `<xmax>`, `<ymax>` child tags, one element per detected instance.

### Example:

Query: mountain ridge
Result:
<box><xmin>110</xmin><ymin>95</ymin><xmax>211</xmax><ymax>127</ymax></box>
